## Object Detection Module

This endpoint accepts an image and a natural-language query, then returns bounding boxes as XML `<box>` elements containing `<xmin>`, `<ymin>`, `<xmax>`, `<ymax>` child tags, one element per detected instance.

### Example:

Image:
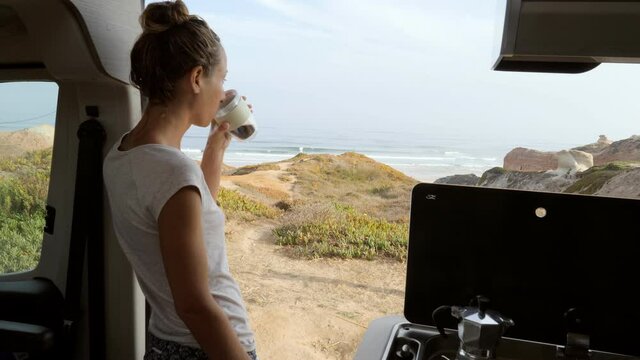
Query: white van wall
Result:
<box><xmin>1</xmin><ymin>0</ymin><xmax>145</xmax><ymax>358</ymax></box>
<box><xmin>42</xmin><ymin>81</ymin><xmax>145</xmax><ymax>360</ymax></box>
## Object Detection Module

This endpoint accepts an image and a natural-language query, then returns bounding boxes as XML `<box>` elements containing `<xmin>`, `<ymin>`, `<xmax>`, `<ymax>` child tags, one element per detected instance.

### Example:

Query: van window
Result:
<box><xmin>0</xmin><ymin>82</ymin><xmax>57</xmax><ymax>274</ymax></box>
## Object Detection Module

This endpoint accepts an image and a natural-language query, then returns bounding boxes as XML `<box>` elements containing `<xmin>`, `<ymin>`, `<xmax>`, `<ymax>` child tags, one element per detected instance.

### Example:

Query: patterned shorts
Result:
<box><xmin>145</xmin><ymin>333</ymin><xmax>258</xmax><ymax>360</ymax></box>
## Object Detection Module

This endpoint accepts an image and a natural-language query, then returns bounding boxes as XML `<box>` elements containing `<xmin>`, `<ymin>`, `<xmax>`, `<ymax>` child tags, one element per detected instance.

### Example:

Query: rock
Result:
<box><xmin>502</xmin><ymin>135</ymin><xmax>640</xmax><ymax>173</ymax></box>
<box><xmin>505</xmin><ymin>147</ymin><xmax>594</xmax><ymax>174</ymax></box>
<box><xmin>592</xmin><ymin>135</ymin><xmax>640</xmax><ymax>165</ymax></box>
<box><xmin>503</xmin><ymin>147</ymin><xmax>557</xmax><ymax>172</ymax></box>
<box><xmin>478</xmin><ymin>167</ymin><xmax>575</xmax><ymax>192</ymax></box>
<box><xmin>479</xmin><ymin>162</ymin><xmax>638</xmax><ymax>197</ymax></box>
<box><xmin>552</xmin><ymin>150</ymin><xmax>593</xmax><ymax>175</ymax></box>
<box><xmin>434</xmin><ymin>174</ymin><xmax>479</xmax><ymax>186</ymax></box>
<box><xmin>573</xmin><ymin>135</ymin><xmax>613</xmax><ymax>154</ymax></box>
<box><xmin>595</xmin><ymin>167</ymin><xmax>640</xmax><ymax>198</ymax></box>
<box><xmin>562</xmin><ymin>162</ymin><xmax>634</xmax><ymax>194</ymax></box>
<box><xmin>598</xmin><ymin>135</ymin><xmax>613</xmax><ymax>145</ymax></box>
<box><xmin>452</xmin><ymin>135</ymin><xmax>640</xmax><ymax>199</ymax></box>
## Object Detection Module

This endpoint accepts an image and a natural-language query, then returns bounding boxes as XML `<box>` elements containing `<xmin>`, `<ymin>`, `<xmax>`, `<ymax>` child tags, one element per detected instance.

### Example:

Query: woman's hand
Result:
<box><xmin>206</xmin><ymin>121</ymin><xmax>231</xmax><ymax>155</ymax></box>
<box><xmin>242</xmin><ymin>96</ymin><xmax>254</xmax><ymax>113</ymax></box>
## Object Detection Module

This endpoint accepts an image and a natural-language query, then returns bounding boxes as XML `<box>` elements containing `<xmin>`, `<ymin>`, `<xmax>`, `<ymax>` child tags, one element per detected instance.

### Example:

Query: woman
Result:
<box><xmin>103</xmin><ymin>1</ymin><xmax>257</xmax><ymax>359</ymax></box>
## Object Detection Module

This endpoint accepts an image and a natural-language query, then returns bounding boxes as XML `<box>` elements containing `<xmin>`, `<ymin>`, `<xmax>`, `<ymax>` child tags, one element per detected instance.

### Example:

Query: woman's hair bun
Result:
<box><xmin>140</xmin><ymin>0</ymin><xmax>191</xmax><ymax>34</ymax></box>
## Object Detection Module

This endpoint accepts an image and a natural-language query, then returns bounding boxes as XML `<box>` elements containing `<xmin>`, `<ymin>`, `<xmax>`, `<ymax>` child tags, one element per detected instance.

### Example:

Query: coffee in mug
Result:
<box><xmin>215</xmin><ymin>89</ymin><xmax>256</xmax><ymax>140</ymax></box>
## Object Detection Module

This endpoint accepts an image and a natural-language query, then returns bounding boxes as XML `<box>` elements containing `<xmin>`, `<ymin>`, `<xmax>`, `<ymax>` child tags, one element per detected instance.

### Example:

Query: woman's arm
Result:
<box><xmin>158</xmin><ymin>186</ymin><xmax>249</xmax><ymax>360</ymax></box>
<box><xmin>201</xmin><ymin>122</ymin><xmax>230</xmax><ymax>200</ymax></box>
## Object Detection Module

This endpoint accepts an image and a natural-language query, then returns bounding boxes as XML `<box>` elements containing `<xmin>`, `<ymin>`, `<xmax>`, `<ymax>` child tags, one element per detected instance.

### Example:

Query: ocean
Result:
<box><xmin>182</xmin><ymin>125</ymin><xmax>578</xmax><ymax>183</ymax></box>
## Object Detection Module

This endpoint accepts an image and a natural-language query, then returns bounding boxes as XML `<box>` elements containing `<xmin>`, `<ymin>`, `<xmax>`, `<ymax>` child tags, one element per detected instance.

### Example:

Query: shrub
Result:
<box><xmin>369</xmin><ymin>185</ymin><xmax>399</xmax><ymax>199</ymax></box>
<box><xmin>273</xmin><ymin>203</ymin><xmax>408</xmax><ymax>261</ymax></box>
<box><xmin>0</xmin><ymin>213</ymin><xmax>44</xmax><ymax>273</ymax></box>
<box><xmin>217</xmin><ymin>188</ymin><xmax>280</xmax><ymax>220</ymax></box>
<box><xmin>0</xmin><ymin>148</ymin><xmax>51</xmax><ymax>273</ymax></box>
<box><xmin>564</xmin><ymin>162</ymin><xmax>636</xmax><ymax>195</ymax></box>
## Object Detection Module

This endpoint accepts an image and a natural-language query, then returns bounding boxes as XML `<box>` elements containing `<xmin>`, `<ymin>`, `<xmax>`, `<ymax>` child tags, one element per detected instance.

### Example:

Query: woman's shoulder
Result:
<box><xmin>136</xmin><ymin>146</ymin><xmax>200</xmax><ymax>174</ymax></box>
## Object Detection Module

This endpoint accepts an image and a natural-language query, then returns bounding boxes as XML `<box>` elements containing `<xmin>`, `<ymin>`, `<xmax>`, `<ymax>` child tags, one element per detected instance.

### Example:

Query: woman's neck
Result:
<box><xmin>126</xmin><ymin>101</ymin><xmax>192</xmax><ymax>150</ymax></box>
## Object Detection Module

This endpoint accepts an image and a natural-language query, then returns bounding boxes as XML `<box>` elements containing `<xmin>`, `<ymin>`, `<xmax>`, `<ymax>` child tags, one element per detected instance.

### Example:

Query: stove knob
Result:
<box><xmin>396</xmin><ymin>344</ymin><xmax>415</xmax><ymax>360</ymax></box>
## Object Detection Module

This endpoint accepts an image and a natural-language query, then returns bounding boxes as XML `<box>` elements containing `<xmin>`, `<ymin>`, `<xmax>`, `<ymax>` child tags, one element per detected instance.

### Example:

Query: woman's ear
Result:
<box><xmin>189</xmin><ymin>65</ymin><xmax>205</xmax><ymax>94</ymax></box>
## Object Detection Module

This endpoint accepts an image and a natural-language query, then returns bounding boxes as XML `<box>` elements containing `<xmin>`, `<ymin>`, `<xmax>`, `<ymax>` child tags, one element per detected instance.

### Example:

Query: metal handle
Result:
<box><xmin>432</xmin><ymin>305</ymin><xmax>452</xmax><ymax>337</ymax></box>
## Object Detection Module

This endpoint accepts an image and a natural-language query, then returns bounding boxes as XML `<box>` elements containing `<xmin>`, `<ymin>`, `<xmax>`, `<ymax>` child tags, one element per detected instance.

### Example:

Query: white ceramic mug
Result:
<box><xmin>215</xmin><ymin>89</ymin><xmax>256</xmax><ymax>140</ymax></box>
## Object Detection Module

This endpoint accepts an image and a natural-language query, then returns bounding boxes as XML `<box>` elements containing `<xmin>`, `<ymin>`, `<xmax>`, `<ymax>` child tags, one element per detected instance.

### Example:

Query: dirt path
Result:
<box><xmin>225</xmin><ymin>218</ymin><xmax>407</xmax><ymax>360</ymax></box>
<box><xmin>221</xmin><ymin>162</ymin><xmax>295</xmax><ymax>196</ymax></box>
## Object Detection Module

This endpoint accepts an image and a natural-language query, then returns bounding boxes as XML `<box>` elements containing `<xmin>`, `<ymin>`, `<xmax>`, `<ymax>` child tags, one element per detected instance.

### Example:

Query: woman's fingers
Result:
<box><xmin>210</xmin><ymin>122</ymin><xmax>229</xmax><ymax>139</ymax></box>
<box><xmin>218</xmin><ymin>122</ymin><xmax>230</xmax><ymax>131</ymax></box>
<box><xmin>242</xmin><ymin>97</ymin><xmax>254</xmax><ymax>113</ymax></box>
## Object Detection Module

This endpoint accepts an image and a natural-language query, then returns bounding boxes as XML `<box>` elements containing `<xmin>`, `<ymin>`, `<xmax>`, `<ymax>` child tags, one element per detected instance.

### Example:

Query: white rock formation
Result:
<box><xmin>552</xmin><ymin>150</ymin><xmax>593</xmax><ymax>175</ymax></box>
<box><xmin>597</xmin><ymin>135</ymin><xmax>612</xmax><ymax>146</ymax></box>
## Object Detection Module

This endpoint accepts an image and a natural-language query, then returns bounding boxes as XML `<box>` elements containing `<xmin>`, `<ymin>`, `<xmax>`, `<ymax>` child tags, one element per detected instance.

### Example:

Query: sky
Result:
<box><xmin>1</xmin><ymin>0</ymin><xmax>638</xmax><ymax>149</ymax></box>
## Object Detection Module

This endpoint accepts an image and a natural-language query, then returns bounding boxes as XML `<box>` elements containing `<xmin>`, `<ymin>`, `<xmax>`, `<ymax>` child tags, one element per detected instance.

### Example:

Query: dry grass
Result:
<box><xmin>288</xmin><ymin>152</ymin><xmax>418</xmax><ymax>222</ymax></box>
<box><xmin>222</xmin><ymin>152</ymin><xmax>417</xmax><ymax>261</ymax></box>
<box><xmin>232</xmin><ymin>163</ymin><xmax>280</xmax><ymax>176</ymax></box>
<box><xmin>234</xmin><ymin>182</ymin><xmax>290</xmax><ymax>202</ymax></box>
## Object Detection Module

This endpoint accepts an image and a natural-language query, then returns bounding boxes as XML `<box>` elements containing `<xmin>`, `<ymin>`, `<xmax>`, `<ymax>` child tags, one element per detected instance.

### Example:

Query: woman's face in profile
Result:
<box><xmin>194</xmin><ymin>48</ymin><xmax>228</xmax><ymax>127</ymax></box>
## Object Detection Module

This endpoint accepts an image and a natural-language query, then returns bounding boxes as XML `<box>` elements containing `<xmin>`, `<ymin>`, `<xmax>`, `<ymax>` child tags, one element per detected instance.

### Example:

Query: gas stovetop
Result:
<box><xmin>382</xmin><ymin>322</ymin><xmax>636</xmax><ymax>360</ymax></box>
<box><xmin>353</xmin><ymin>185</ymin><xmax>640</xmax><ymax>360</ymax></box>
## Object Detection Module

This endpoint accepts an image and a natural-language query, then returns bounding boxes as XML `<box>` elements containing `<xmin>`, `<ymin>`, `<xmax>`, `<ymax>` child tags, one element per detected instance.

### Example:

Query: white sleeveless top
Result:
<box><xmin>103</xmin><ymin>134</ymin><xmax>255</xmax><ymax>351</ymax></box>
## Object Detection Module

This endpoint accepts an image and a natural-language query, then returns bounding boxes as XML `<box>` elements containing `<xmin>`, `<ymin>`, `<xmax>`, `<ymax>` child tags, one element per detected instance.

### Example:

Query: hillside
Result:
<box><xmin>437</xmin><ymin>135</ymin><xmax>640</xmax><ymax>199</ymax></box>
<box><xmin>0</xmin><ymin>125</ymin><xmax>55</xmax><ymax>158</ymax></box>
